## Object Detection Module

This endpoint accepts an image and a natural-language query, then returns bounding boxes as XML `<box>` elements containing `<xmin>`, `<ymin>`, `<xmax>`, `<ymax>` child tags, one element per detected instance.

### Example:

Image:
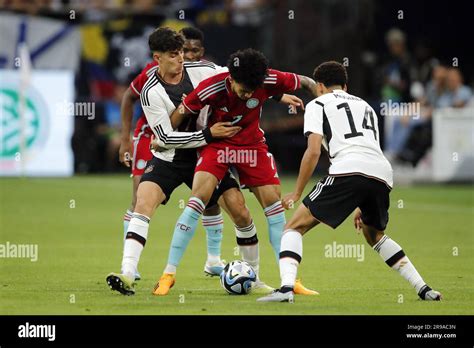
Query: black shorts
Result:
<box><xmin>140</xmin><ymin>157</ymin><xmax>239</xmax><ymax>206</ymax></box>
<box><xmin>208</xmin><ymin>171</ymin><xmax>240</xmax><ymax>208</ymax></box>
<box><xmin>302</xmin><ymin>174</ymin><xmax>391</xmax><ymax>230</ymax></box>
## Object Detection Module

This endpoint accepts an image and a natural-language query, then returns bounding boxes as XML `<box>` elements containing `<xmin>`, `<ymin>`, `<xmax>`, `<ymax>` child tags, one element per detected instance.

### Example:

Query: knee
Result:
<box><xmin>134</xmin><ymin>197</ymin><xmax>150</xmax><ymax>216</ymax></box>
<box><xmin>203</xmin><ymin>204</ymin><xmax>221</xmax><ymax>216</ymax></box>
<box><xmin>363</xmin><ymin>228</ymin><xmax>384</xmax><ymax>247</ymax></box>
<box><xmin>230</xmin><ymin>205</ymin><xmax>251</xmax><ymax>227</ymax></box>
<box><xmin>130</xmin><ymin>196</ymin><xmax>137</xmax><ymax>211</ymax></box>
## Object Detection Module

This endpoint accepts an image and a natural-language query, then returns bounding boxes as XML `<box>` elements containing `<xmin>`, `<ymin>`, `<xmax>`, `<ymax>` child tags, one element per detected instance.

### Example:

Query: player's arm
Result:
<box><xmin>282</xmin><ymin>101</ymin><xmax>324</xmax><ymax>209</ymax></box>
<box><xmin>298</xmin><ymin>75</ymin><xmax>318</xmax><ymax>98</ymax></box>
<box><xmin>143</xmin><ymin>91</ymin><xmax>240</xmax><ymax>150</ymax></box>
<box><xmin>282</xmin><ymin>133</ymin><xmax>322</xmax><ymax>209</ymax></box>
<box><xmin>142</xmin><ymin>89</ymin><xmax>211</xmax><ymax>150</ymax></box>
<box><xmin>268</xmin><ymin>69</ymin><xmax>316</xmax><ymax>104</ymax></box>
<box><xmin>170</xmin><ymin>103</ymin><xmax>191</xmax><ymax>129</ymax></box>
<box><xmin>119</xmin><ymin>86</ymin><xmax>138</xmax><ymax>167</ymax></box>
<box><xmin>277</xmin><ymin>94</ymin><xmax>304</xmax><ymax>111</ymax></box>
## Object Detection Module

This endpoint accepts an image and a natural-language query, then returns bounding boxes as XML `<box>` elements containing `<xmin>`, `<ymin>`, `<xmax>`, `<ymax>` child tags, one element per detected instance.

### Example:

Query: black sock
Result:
<box><xmin>280</xmin><ymin>285</ymin><xmax>294</xmax><ymax>293</ymax></box>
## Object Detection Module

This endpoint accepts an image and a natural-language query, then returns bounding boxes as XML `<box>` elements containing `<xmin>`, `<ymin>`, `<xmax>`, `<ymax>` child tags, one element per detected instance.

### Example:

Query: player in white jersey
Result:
<box><xmin>258</xmin><ymin>61</ymin><xmax>442</xmax><ymax>303</ymax></box>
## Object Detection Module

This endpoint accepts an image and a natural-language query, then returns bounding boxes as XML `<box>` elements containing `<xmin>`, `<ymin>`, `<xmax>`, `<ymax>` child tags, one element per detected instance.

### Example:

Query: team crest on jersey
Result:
<box><xmin>246</xmin><ymin>98</ymin><xmax>259</xmax><ymax>109</ymax></box>
<box><xmin>144</xmin><ymin>165</ymin><xmax>154</xmax><ymax>173</ymax></box>
<box><xmin>136</xmin><ymin>159</ymin><xmax>147</xmax><ymax>170</ymax></box>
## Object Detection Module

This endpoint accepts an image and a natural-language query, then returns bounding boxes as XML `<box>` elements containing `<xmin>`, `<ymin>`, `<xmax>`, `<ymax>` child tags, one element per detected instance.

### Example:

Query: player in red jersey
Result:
<box><xmin>153</xmin><ymin>48</ymin><xmax>320</xmax><ymax>295</ymax></box>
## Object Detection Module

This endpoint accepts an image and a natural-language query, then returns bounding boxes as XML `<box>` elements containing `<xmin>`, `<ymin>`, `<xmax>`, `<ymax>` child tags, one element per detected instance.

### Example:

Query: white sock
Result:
<box><xmin>235</xmin><ymin>221</ymin><xmax>259</xmax><ymax>276</ymax></box>
<box><xmin>373</xmin><ymin>235</ymin><xmax>426</xmax><ymax>293</ymax></box>
<box><xmin>207</xmin><ymin>254</ymin><xmax>221</xmax><ymax>264</ymax></box>
<box><xmin>122</xmin><ymin>213</ymin><xmax>150</xmax><ymax>280</ymax></box>
<box><xmin>164</xmin><ymin>264</ymin><xmax>177</xmax><ymax>274</ymax></box>
<box><xmin>279</xmin><ymin>229</ymin><xmax>302</xmax><ymax>289</ymax></box>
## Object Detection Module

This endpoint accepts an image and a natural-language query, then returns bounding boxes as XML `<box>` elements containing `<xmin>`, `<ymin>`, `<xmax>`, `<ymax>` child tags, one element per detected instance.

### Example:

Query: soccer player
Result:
<box><xmin>118</xmin><ymin>27</ymin><xmax>232</xmax><ymax>279</ymax></box>
<box><xmin>153</xmin><ymin>48</ymin><xmax>319</xmax><ymax>296</ymax></box>
<box><xmin>257</xmin><ymin>61</ymin><xmax>442</xmax><ymax>302</ymax></box>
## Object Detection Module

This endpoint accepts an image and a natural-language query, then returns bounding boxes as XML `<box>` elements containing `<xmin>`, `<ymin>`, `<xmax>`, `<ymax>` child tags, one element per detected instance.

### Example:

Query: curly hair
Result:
<box><xmin>180</xmin><ymin>27</ymin><xmax>204</xmax><ymax>43</ymax></box>
<box><xmin>148</xmin><ymin>27</ymin><xmax>184</xmax><ymax>52</ymax></box>
<box><xmin>227</xmin><ymin>48</ymin><xmax>269</xmax><ymax>90</ymax></box>
<box><xmin>312</xmin><ymin>61</ymin><xmax>348</xmax><ymax>87</ymax></box>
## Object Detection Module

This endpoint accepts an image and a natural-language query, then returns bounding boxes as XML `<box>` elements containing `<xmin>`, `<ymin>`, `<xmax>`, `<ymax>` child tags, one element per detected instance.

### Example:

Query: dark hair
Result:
<box><xmin>313</xmin><ymin>61</ymin><xmax>348</xmax><ymax>87</ymax></box>
<box><xmin>180</xmin><ymin>27</ymin><xmax>204</xmax><ymax>43</ymax></box>
<box><xmin>148</xmin><ymin>27</ymin><xmax>184</xmax><ymax>52</ymax></box>
<box><xmin>227</xmin><ymin>48</ymin><xmax>268</xmax><ymax>90</ymax></box>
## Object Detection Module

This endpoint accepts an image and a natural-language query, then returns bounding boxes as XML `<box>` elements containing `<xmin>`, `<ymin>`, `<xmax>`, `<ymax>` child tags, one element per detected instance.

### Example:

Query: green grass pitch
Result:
<box><xmin>1</xmin><ymin>175</ymin><xmax>473</xmax><ymax>315</ymax></box>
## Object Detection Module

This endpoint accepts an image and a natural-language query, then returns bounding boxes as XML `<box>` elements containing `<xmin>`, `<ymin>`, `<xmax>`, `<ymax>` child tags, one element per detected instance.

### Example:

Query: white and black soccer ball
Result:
<box><xmin>220</xmin><ymin>260</ymin><xmax>256</xmax><ymax>295</ymax></box>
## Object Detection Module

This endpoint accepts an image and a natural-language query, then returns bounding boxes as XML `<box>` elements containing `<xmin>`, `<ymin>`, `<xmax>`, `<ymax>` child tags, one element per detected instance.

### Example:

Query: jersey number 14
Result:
<box><xmin>337</xmin><ymin>102</ymin><xmax>377</xmax><ymax>140</ymax></box>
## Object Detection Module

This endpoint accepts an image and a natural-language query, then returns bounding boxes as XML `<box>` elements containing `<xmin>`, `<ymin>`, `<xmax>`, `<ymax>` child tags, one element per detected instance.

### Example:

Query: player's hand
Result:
<box><xmin>282</xmin><ymin>192</ymin><xmax>301</xmax><ymax>210</ymax></box>
<box><xmin>353</xmin><ymin>208</ymin><xmax>363</xmax><ymax>233</ymax></box>
<box><xmin>281</xmin><ymin>94</ymin><xmax>304</xmax><ymax>112</ymax></box>
<box><xmin>149</xmin><ymin>135</ymin><xmax>163</xmax><ymax>152</ymax></box>
<box><xmin>119</xmin><ymin>138</ymin><xmax>132</xmax><ymax>167</ymax></box>
<box><xmin>210</xmin><ymin>122</ymin><xmax>242</xmax><ymax>139</ymax></box>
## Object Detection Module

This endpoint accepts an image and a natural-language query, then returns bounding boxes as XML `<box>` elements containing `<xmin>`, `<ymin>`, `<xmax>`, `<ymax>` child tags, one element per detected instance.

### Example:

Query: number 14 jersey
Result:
<box><xmin>304</xmin><ymin>89</ymin><xmax>393</xmax><ymax>188</ymax></box>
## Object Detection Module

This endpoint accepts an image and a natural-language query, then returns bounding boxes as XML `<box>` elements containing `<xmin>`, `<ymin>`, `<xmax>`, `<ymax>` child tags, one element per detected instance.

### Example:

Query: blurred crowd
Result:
<box><xmin>1</xmin><ymin>1</ymin><xmax>472</xmax><ymax>173</ymax></box>
<box><xmin>378</xmin><ymin>28</ymin><xmax>472</xmax><ymax>168</ymax></box>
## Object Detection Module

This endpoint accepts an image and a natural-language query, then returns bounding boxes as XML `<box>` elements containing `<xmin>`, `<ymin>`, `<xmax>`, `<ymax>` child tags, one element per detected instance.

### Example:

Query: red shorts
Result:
<box><xmin>132</xmin><ymin>124</ymin><xmax>153</xmax><ymax>176</ymax></box>
<box><xmin>195</xmin><ymin>142</ymin><xmax>280</xmax><ymax>187</ymax></box>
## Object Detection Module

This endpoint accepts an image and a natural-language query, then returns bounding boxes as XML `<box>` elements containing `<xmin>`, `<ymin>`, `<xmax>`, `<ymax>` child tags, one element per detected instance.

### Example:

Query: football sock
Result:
<box><xmin>165</xmin><ymin>197</ymin><xmax>205</xmax><ymax>273</ymax></box>
<box><xmin>279</xmin><ymin>229</ymin><xmax>302</xmax><ymax>289</ymax></box>
<box><xmin>202</xmin><ymin>213</ymin><xmax>224</xmax><ymax>263</ymax></box>
<box><xmin>264</xmin><ymin>201</ymin><xmax>286</xmax><ymax>262</ymax></box>
<box><xmin>122</xmin><ymin>213</ymin><xmax>149</xmax><ymax>280</ymax></box>
<box><xmin>235</xmin><ymin>221</ymin><xmax>259</xmax><ymax>276</ymax></box>
<box><xmin>373</xmin><ymin>235</ymin><xmax>426</xmax><ymax>293</ymax></box>
<box><xmin>123</xmin><ymin>209</ymin><xmax>133</xmax><ymax>242</ymax></box>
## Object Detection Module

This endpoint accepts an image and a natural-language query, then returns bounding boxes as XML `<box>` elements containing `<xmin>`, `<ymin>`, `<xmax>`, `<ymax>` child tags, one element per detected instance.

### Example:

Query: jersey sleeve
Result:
<box><xmin>181</xmin><ymin>78</ymin><xmax>215</xmax><ymax>114</ymax></box>
<box><xmin>303</xmin><ymin>100</ymin><xmax>324</xmax><ymax>137</ymax></box>
<box><xmin>130</xmin><ymin>72</ymin><xmax>147</xmax><ymax>97</ymax></box>
<box><xmin>141</xmin><ymin>87</ymin><xmax>212</xmax><ymax>149</ymax></box>
<box><xmin>264</xmin><ymin>69</ymin><xmax>300</xmax><ymax>96</ymax></box>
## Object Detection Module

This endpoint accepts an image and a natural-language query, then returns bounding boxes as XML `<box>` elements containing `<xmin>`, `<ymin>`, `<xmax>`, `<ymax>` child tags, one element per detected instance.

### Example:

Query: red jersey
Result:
<box><xmin>130</xmin><ymin>61</ymin><xmax>158</xmax><ymax>136</ymax></box>
<box><xmin>182</xmin><ymin>69</ymin><xmax>300</xmax><ymax>146</ymax></box>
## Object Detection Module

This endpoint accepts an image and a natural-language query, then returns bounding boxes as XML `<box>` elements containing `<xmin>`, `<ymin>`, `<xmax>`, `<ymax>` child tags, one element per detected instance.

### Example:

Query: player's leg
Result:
<box><xmin>250</xmin><ymin>184</ymin><xmax>284</xmax><ymax>260</ymax></box>
<box><xmin>155</xmin><ymin>146</ymin><xmax>226</xmax><ymax>295</ymax></box>
<box><xmin>239</xmin><ymin>146</ymin><xmax>316</xmax><ymax>294</ymax></box>
<box><xmin>154</xmin><ymin>171</ymin><xmax>220</xmax><ymax>295</ymax></box>
<box><xmin>258</xmin><ymin>175</ymin><xmax>361</xmax><ymax>302</ymax></box>
<box><xmin>237</xmin><ymin>148</ymin><xmax>284</xmax><ymax>260</ymax></box>
<box><xmin>257</xmin><ymin>203</ymin><xmax>319</xmax><ymax>302</ymax></box>
<box><xmin>120</xmin><ymin>175</ymin><xmax>141</xmax><ymax>278</ymax></box>
<box><xmin>358</xmin><ymin>178</ymin><xmax>441</xmax><ymax>300</ymax></box>
<box><xmin>202</xmin><ymin>203</ymin><xmax>225</xmax><ymax>276</ymax></box>
<box><xmin>200</xmin><ymin>173</ymin><xmax>246</xmax><ymax>276</ymax></box>
<box><xmin>107</xmin><ymin>181</ymin><xmax>166</xmax><ymax>295</ymax></box>
<box><xmin>107</xmin><ymin>158</ymin><xmax>179</xmax><ymax>295</ymax></box>
<box><xmin>121</xmin><ymin>135</ymin><xmax>153</xmax><ymax>280</ymax></box>
<box><xmin>218</xmin><ymin>185</ymin><xmax>274</xmax><ymax>293</ymax></box>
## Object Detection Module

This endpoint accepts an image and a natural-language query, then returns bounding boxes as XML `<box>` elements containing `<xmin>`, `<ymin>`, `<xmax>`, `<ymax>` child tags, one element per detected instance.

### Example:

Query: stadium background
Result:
<box><xmin>0</xmin><ymin>0</ymin><xmax>473</xmax><ymax>316</ymax></box>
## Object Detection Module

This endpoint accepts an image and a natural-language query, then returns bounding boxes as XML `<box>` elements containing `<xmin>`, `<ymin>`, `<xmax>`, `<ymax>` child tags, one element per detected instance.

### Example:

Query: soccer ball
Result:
<box><xmin>220</xmin><ymin>260</ymin><xmax>256</xmax><ymax>295</ymax></box>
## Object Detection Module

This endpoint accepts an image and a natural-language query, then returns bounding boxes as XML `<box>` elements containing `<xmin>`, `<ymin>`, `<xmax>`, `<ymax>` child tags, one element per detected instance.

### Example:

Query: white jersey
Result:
<box><xmin>304</xmin><ymin>89</ymin><xmax>393</xmax><ymax>187</ymax></box>
<box><xmin>140</xmin><ymin>61</ymin><xmax>227</xmax><ymax>163</ymax></box>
